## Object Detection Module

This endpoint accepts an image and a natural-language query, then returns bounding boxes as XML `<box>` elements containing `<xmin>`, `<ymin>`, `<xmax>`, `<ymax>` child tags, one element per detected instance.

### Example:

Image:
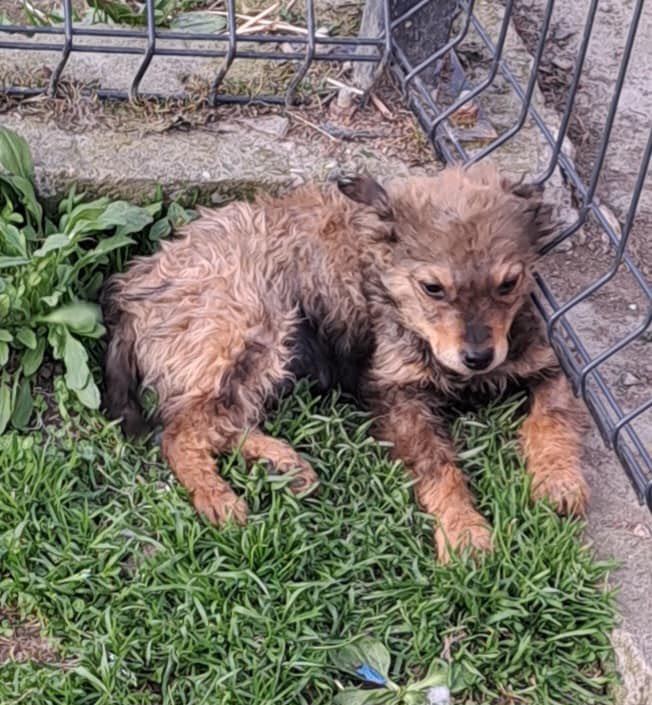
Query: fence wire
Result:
<box><xmin>1</xmin><ymin>0</ymin><xmax>650</xmax><ymax>510</ymax></box>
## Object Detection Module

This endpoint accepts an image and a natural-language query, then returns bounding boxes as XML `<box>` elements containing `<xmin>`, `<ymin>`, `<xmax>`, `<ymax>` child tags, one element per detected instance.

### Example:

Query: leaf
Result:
<box><xmin>62</xmin><ymin>331</ymin><xmax>90</xmax><ymax>390</ymax></box>
<box><xmin>48</xmin><ymin>325</ymin><xmax>65</xmax><ymax>360</ymax></box>
<box><xmin>167</xmin><ymin>202</ymin><xmax>196</xmax><ymax>227</ymax></box>
<box><xmin>332</xmin><ymin>643</ymin><xmax>368</xmax><ymax>677</ymax></box>
<box><xmin>21</xmin><ymin>337</ymin><xmax>46</xmax><ymax>376</ymax></box>
<box><xmin>0</xmin><ymin>256</ymin><xmax>29</xmax><ymax>269</ymax></box>
<box><xmin>71</xmin><ymin>665</ymin><xmax>109</xmax><ymax>695</ymax></box>
<box><xmin>16</xmin><ymin>327</ymin><xmax>37</xmax><ymax>350</ymax></box>
<box><xmin>409</xmin><ymin>658</ymin><xmax>448</xmax><ymax>691</ymax></box>
<box><xmin>82</xmin><ymin>271</ymin><xmax>104</xmax><ymax>300</ymax></box>
<box><xmin>0</xmin><ymin>174</ymin><xmax>43</xmax><ymax>227</ymax></box>
<box><xmin>333</xmin><ymin>688</ymin><xmax>382</xmax><ymax>705</ymax></box>
<box><xmin>11</xmin><ymin>379</ymin><xmax>33</xmax><ymax>429</ymax></box>
<box><xmin>38</xmin><ymin>302</ymin><xmax>102</xmax><ymax>334</ymax></box>
<box><xmin>0</xmin><ymin>341</ymin><xmax>8</xmax><ymax>367</ymax></box>
<box><xmin>1</xmin><ymin>223</ymin><xmax>28</xmax><ymax>257</ymax></box>
<box><xmin>32</xmin><ymin>233</ymin><xmax>71</xmax><ymax>257</ymax></box>
<box><xmin>0</xmin><ymin>127</ymin><xmax>34</xmax><ymax>179</ymax></box>
<box><xmin>61</xmin><ymin>197</ymin><xmax>111</xmax><ymax>236</ymax></box>
<box><xmin>96</xmin><ymin>201</ymin><xmax>153</xmax><ymax>235</ymax></box>
<box><xmin>0</xmin><ymin>329</ymin><xmax>12</xmax><ymax>343</ymax></box>
<box><xmin>356</xmin><ymin>638</ymin><xmax>391</xmax><ymax>680</ymax></box>
<box><xmin>41</xmin><ymin>291</ymin><xmax>62</xmax><ymax>308</ymax></box>
<box><xmin>0</xmin><ymin>294</ymin><xmax>10</xmax><ymax>318</ymax></box>
<box><xmin>143</xmin><ymin>199</ymin><xmax>163</xmax><ymax>218</ymax></box>
<box><xmin>170</xmin><ymin>11</ymin><xmax>227</xmax><ymax>33</ymax></box>
<box><xmin>148</xmin><ymin>217</ymin><xmax>171</xmax><ymax>241</ymax></box>
<box><xmin>89</xmin><ymin>232</ymin><xmax>135</xmax><ymax>256</ymax></box>
<box><xmin>78</xmin><ymin>321</ymin><xmax>106</xmax><ymax>339</ymax></box>
<box><xmin>75</xmin><ymin>377</ymin><xmax>101</xmax><ymax>410</ymax></box>
<box><xmin>0</xmin><ymin>381</ymin><xmax>11</xmax><ymax>434</ymax></box>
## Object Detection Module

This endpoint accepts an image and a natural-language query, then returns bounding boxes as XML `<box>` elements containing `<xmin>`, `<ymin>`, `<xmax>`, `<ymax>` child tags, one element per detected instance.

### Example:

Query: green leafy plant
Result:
<box><xmin>0</xmin><ymin>391</ymin><xmax>616</xmax><ymax>704</ymax></box>
<box><xmin>0</xmin><ymin>126</ymin><xmax>160</xmax><ymax>431</ymax></box>
<box><xmin>18</xmin><ymin>0</ymin><xmax>224</xmax><ymax>29</ymax></box>
<box><xmin>332</xmin><ymin>638</ymin><xmax>449</xmax><ymax>705</ymax></box>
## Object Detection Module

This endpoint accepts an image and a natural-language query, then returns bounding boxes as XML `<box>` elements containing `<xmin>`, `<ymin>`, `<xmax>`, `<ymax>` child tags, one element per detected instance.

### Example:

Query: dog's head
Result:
<box><xmin>338</xmin><ymin>162</ymin><xmax>555</xmax><ymax>376</ymax></box>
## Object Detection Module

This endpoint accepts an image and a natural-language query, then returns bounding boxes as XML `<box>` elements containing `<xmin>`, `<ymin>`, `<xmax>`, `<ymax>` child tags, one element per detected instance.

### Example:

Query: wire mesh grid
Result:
<box><xmin>1</xmin><ymin>0</ymin><xmax>650</xmax><ymax>509</ymax></box>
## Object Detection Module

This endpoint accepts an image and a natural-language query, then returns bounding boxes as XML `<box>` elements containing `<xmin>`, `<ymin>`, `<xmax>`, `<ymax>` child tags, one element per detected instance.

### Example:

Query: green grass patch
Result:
<box><xmin>0</xmin><ymin>387</ymin><xmax>616</xmax><ymax>704</ymax></box>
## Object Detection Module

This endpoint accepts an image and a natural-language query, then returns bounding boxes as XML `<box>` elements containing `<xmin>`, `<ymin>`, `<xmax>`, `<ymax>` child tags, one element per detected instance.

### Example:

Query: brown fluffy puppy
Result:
<box><xmin>102</xmin><ymin>162</ymin><xmax>589</xmax><ymax>562</ymax></box>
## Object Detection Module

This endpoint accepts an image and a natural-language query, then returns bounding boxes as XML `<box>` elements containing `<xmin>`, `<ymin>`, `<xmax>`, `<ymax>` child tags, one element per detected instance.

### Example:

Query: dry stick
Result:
<box><xmin>238</xmin><ymin>3</ymin><xmax>279</xmax><ymax>33</ymax></box>
<box><xmin>370</xmin><ymin>91</ymin><xmax>393</xmax><ymax>119</ymax></box>
<box><xmin>290</xmin><ymin>112</ymin><xmax>339</xmax><ymax>141</ymax></box>
<box><xmin>212</xmin><ymin>11</ymin><xmax>328</xmax><ymax>36</ymax></box>
<box><xmin>326</xmin><ymin>77</ymin><xmax>365</xmax><ymax>96</ymax></box>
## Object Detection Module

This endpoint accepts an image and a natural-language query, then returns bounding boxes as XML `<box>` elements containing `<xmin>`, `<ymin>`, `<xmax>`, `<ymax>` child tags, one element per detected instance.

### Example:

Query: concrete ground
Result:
<box><xmin>1</xmin><ymin>0</ymin><xmax>651</xmax><ymax>701</ymax></box>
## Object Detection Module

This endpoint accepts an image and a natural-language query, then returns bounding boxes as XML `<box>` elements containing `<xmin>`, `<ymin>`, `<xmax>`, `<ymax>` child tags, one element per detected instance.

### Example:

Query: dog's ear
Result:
<box><xmin>337</xmin><ymin>175</ymin><xmax>393</xmax><ymax>219</ymax></box>
<box><xmin>508</xmin><ymin>180</ymin><xmax>557</xmax><ymax>245</ymax></box>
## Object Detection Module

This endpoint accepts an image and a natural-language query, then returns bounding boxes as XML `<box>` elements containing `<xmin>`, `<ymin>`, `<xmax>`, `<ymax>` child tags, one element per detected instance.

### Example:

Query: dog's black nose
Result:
<box><xmin>463</xmin><ymin>347</ymin><xmax>494</xmax><ymax>371</ymax></box>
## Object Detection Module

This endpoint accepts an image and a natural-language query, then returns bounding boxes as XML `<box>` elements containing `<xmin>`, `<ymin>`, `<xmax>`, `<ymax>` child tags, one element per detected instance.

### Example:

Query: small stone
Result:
<box><xmin>316</xmin><ymin>26</ymin><xmax>330</xmax><ymax>37</ymax></box>
<box><xmin>620</xmin><ymin>372</ymin><xmax>640</xmax><ymax>387</ymax></box>
<box><xmin>628</xmin><ymin>303</ymin><xmax>638</xmax><ymax>311</ymax></box>
<box><xmin>201</xmin><ymin>170</ymin><xmax>211</xmax><ymax>179</ymax></box>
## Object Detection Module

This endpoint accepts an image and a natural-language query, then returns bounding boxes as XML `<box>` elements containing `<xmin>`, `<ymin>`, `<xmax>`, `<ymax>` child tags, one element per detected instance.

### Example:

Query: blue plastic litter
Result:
<box><xmin>355</xmin><ymin>663</ymin><xmax>387</xmax><ymax>686</ymax></box>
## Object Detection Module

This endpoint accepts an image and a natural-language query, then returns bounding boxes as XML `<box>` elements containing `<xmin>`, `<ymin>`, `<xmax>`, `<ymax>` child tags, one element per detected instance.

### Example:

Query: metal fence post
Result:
<box><xmin>352</xmin><ymin>0</ymin><xmax>459</xmax><ymax>91</ymax></box>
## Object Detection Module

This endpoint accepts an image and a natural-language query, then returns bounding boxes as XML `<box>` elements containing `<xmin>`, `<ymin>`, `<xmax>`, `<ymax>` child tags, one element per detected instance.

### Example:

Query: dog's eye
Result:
<box><xmin>497</xmin><ymin>276</ymin><xmax>519</xmax><ymax>296</ymax></box>
<box><xmin>422</xmin><ymin>282</ymin><xmax>446</xmax><ymax>300</ymax></box>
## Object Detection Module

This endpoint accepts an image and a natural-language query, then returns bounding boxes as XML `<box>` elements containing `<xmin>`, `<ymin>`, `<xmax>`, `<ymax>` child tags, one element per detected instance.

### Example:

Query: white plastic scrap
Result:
<box><xmin>426</xmin><ymin>685</ymin><xmax>451</xmax><ymax>705</ymax></box>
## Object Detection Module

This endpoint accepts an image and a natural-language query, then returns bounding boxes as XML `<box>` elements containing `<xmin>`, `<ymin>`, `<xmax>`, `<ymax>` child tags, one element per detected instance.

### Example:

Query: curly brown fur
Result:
<box><xmin>102</xmin><ymin>161</ymin><xmax>588</xmax><ymax>561</ymax></box>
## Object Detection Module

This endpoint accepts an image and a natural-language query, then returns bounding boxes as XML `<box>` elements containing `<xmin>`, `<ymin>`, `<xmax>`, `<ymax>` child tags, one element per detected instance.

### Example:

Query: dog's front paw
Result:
<box><xmin>530</xmin><ymin>464</ymin><xmax>588</xmax><ymax>517</ymax></box>
<box><xmin>192</xmin><ymin>486</ymin><xmax>249</xmax><ymax>526</ymax></box>
<box><xmin>435</xmin><ymin>509</ymin><xmax>493</xmax><ymax>564</ymax></box>
<box><xmin>270</xmin><ymin>457</ymin><xmax>320</xmax><ymax>496</ymax></box>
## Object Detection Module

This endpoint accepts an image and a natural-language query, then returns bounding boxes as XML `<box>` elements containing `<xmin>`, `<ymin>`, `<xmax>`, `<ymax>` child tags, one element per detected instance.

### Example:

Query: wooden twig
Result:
<box><xmin>370</xmin><ymin>91</ymin><xmax>393</xmax><ymax>119</ymax></box>
<box><xmin>290</xmin><ymin>112</ymin><xmax>339</xmax><ymax>141</ymax></box>
<box><xmin>238</xmin><ymin>3</ymin><xmax>279</xmax><ymax>33</ymax></box>
<box><xmin>326</xmin><ymin>77</ymin><xmax>364</xmax><ymax>96</ymax></box>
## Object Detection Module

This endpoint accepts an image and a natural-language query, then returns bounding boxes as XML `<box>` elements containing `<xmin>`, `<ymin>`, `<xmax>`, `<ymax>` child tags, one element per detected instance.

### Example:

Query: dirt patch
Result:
<box><xmin>0</xmin><ymin>609</ymin><xmax>61</xmax><ymax>665</ymax></box>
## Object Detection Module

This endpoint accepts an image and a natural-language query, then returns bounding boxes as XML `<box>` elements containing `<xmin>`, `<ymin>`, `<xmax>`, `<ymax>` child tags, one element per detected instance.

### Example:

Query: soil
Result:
<box><xmin>0</xmin><ymin>609</ymin><xmax>61</xmax><ymax>666</ymax></box>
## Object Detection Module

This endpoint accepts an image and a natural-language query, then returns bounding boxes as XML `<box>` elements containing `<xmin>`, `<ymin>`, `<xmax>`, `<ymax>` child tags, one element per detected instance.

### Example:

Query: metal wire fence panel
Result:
<box><xmin>1</xmin><ymin>0</ymin><xmax>650</xmax><ymax>509</ymax></box>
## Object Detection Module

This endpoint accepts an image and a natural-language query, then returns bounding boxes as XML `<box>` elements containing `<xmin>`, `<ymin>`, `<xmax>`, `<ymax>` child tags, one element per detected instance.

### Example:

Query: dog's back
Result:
<box><xmin>101</xmin><ymin>183</ymin><xmax>391</xmax><ymax>433</ymax></box>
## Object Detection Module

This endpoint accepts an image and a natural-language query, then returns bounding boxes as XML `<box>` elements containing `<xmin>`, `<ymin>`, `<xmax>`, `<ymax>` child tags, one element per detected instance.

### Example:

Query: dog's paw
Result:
<box><xmin>269</xmin><ymin>457</ymin><xmax>320</xmax><ymax>496</ymax></box>
<box><xmin>531</xmin><ymin>465</ymin><xmax>588</xmax><ymax>517</ymax></box>
<box><xmin>192</xmin><ymin>486</ymin><xmax>249</xmax><ymax>526</ymax></box>
<box><xmin>435</xmin><ymin>509</ymin><xmax>493</xmax><ymax>564</ymax></box>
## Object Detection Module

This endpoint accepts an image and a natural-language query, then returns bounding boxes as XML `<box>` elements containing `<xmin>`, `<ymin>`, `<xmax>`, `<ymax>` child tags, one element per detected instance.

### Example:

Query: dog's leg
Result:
<box><xmin>371</xmin><ymin>390</ymin><xmax>492</xmax><ymax>563</ymax></box>
<box><xmin>161</xmin><ymin>407</ymin><xmax>249</xmax><ymax>526</ymax></box>
<box><xmin>239</xmin><ymin>430</ymin><xmax>319</xmax><ymax>494</ymax></box>
<box><xmin>520</xmin><ymin>372</ymin><xmax>589</xmax><ymax>515</ymax></box>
